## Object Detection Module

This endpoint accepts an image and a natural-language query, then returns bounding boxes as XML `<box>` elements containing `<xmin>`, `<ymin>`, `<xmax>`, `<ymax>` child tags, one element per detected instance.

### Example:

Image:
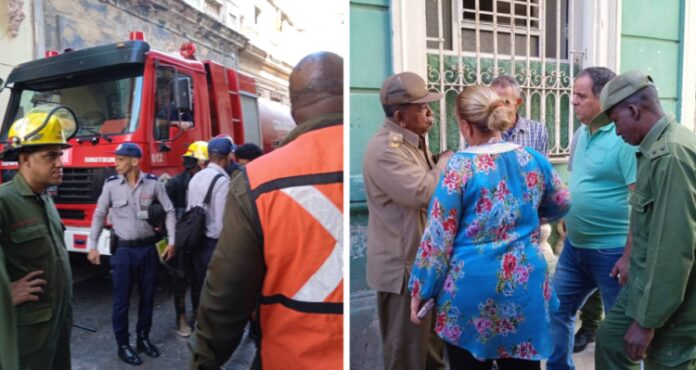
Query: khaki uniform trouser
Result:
<box><xmin>596</xmin><ymin>289</ymin><xmax>696</xmax><ymax>370</ymax></box>
<box><xmin>377</xmin><ymin>274</ymin><xmax>445</xmax><ymax>370</ymax></box>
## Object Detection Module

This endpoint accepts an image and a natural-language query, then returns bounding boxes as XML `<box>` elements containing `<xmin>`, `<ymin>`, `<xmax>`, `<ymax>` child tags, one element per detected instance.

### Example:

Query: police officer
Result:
<box><xmin>0</xmin><ymin>105</ymin><xmax>77</xmax><ymax>369</ymax></box>
<box><xmin>186</xmin><ymin>136</ymin><xmax>231</xmax><ymax>315</ymax></box>
<box><xmin>87</xmin><ymin>142</ymin><xmax>176</xmax><ymax>366</ymax></box>
<box><xmin>165</xmin><ymin>140</ymin><xmax>208</xmax><ymax>337</ymax></box>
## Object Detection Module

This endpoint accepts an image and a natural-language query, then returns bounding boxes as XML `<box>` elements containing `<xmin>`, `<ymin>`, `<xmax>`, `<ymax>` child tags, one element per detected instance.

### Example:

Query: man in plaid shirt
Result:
<box><xmin>491</xmin><ymin>75</ymin><xmax>549</xmax><ymax>156</ymax></box>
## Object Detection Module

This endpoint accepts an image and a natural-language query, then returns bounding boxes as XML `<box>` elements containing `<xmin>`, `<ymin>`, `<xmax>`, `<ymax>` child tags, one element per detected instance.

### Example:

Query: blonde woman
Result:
<box><xmin>409</xmin><ymin>85</ymin><xmax>570</xmax><ymax>369</ymax></box>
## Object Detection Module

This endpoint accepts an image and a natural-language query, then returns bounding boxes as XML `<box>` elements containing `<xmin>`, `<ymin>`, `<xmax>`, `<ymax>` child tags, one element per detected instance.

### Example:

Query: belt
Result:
<box><xmin>117</xmin><ymin>235</ymin><xmax>161</xmax><ymax>248</ymax></box>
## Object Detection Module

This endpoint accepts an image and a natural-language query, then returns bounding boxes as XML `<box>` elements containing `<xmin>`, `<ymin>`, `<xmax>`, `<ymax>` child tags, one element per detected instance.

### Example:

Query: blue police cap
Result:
<box><xmin>114</xmin><ymin>142</ymin><xmax>142</xmax><ymax>158</ymax></box>
<box><xmin>208</xmin><ymin>137</ymin><xmax>234</xmax><ymax>156</ymax></box>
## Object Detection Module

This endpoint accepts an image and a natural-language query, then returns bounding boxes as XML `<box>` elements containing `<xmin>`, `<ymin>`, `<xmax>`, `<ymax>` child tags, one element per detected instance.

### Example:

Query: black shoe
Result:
<box><xmin>118</xmin><ymin>344</ymin><xmax>143</xmax><ymax>366</ymax></box>
<box><xmin>573</xmin><ymin>328</ymin><xmax>596</xmax><ymax>353</ymax></box>
<box><xmin>136</xmin><ymin>336</ymin><xmax>160</xmax><ymax>358</ymax></box>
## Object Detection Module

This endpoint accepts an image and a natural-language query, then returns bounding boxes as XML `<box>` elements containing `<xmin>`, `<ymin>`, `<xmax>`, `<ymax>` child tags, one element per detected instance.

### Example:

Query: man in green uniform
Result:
<box><xmin>0</xmin><ymin>247</ymin><xmax>18</xmax><ymax>370</ymax></box>
<box><xmin>0</xmin><ymin>106</ymin><xmax>76</xmax><ymax>369</ymax></box>
<box><xmin>593</xmin><ymin>70</ymin><xmax>696</xmax><ymax>369</ymax></box>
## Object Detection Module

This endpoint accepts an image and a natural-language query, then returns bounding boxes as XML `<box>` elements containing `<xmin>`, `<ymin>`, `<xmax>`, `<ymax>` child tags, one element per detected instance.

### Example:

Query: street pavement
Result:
<box><xmin>69</xmin><ymin>254</ymin><xmax>256</xmax><ymax>370</ymax></box>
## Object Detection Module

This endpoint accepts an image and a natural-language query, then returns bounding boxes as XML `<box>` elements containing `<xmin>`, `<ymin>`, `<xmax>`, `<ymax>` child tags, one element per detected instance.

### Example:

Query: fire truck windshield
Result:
<box><xmin>8</xmin><ymin>76</ymin><xmax>143</xmax><ymax>139</ymax></box>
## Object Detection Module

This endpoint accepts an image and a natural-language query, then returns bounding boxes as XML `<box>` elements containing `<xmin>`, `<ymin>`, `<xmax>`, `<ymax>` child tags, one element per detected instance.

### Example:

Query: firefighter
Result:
<box><xmin>0</xmin><ymin>105</ymin><xmax>77</xmax><ymax>369</ymax></box>
<box><xmin>165</xmin><ymin>140</ymin><xmax>208</xmax><ymax>337</ymax></box>
<box><xmin>190</xmin><ymin>51</ymin><xmax>344</xmax><ymax>370</ymax></box>
<box><xmin>87</xmin><ymin>142</ymin><xmax>177</xmax><ymax>366</ymax></box>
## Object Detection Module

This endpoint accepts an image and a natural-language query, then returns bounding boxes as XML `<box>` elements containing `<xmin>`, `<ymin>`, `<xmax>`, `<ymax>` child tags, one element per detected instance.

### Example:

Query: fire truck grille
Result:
<box><xmin>54</xmin><ymin>168</ymin><xmax>116</xmax><ymax>204</ymax></box>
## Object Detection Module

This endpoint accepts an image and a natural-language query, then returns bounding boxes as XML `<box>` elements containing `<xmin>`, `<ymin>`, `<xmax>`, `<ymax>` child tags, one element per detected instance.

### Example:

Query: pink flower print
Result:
<box><xmin>515</xmin><ymin>341</ymin><xmax>539</xmax><ymax>359</ymax></box>
<box><xmin>475</xmin><ymin>197</ymin><xmax>493</xmax><ymax>214</ymax></box>
<box><xmin>475</xmin><ymin>154</ymin><xmax>495</xmax><ymax>173</ymax></box>
<box><xmin>411</xmin><ymin>279</ymin><xmax>421</xmax><ymax>298</ymax></box>
<box><xmin>553</xmin><ymin>188</ymin><xmax>570</xmax><ymax>205</ymax></box>
<box><xmin>443</xmin><ymin>275</ymin><xmax>457</xmax><ymax>294</ymax></box>
<box><xmin>472</xmin><ymin>317</ymin><xmax>493</xmax><ymax>335</ymax></box>
<box><xmin>502</xmin><ymin>254</ymin><xmax>517</xmax><ymax>279</ymax></box>
<box><xmin>466</xmin><ymin>221</ymin><xmax>482</xmax><ymax>238</ymax></box>
<box><xmin>543</xmin><ymin>279</ymin><xmax>552</xmax><ymax>301</ymax></box>
<box><xmin>497</xmin><ymin>346</ymin><xmax>512</xmax><ymax>358</ymax></box>
<box><xmin>431</xmin><ymin>200</ymin><xmax>443</xmax><ymax>219</ymax></box>
<box><xmin>495</xmin><ymin>223</ymin><xmax>511</xmax><ymax>241</ymax></box>
<box><xmin>443</xmin><ymin>211</ymin><xmax>458</xmax><ymax>235</ymax></box>
<box><xmin>420</xmin><ymin>239</ymin><xmax>433</xmax><ymax>259</ymax></box>
<box><xmin>443</xmin><ymin>169</ymin><xmax>461</xmax><ymax>193</ymax></box>
<box><xmin>514</xmin><ymin>265</ymin><xmax>530</xmax><ymax>284</ymax></box>
<box><xmin>444</xmin><ymin>324</ymin><xmax>462</xmax><ymax>342</ymax></box>
<box><xmin>495</xmin><ymin>181</ymin><xmax>511</xmax><ymax>200</ymax></box>
<box><xmin>526</xmin><ymin>171</ymin><xmax>539</xmax><ymax>188</ymax></box>
<box><xmin>496</xmin><ymin>318</ymin><xmax>515</xmax><ymax>336</ymax></box>
<box><xmin>435</xmin><ymin>311</ymin><xmax>447</xmax><ymax>332</ymax></box>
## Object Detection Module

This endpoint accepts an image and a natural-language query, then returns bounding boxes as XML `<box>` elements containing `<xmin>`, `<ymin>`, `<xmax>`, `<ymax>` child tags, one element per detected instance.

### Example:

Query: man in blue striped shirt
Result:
<box><xmin>491</xmin><ymin>75</ymin><xmax>549</xmax><ymax>156</ymax></box>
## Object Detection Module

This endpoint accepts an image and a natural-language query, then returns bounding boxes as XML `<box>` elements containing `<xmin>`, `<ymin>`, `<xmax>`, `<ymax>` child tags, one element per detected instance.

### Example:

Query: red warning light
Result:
<box><xmin>45</xmin><ymin>50</ymin><xmax>59</xmax><ymax>58</ymax></box>
<box><xmin>129</xmin><ymin>31</ymin><xmax>145</xmax><ymax>41</ymax></box>
<box><xmin>180</xmin><ymin>42</ymin><xmax>197</xmax><ymax>60</ymax></box>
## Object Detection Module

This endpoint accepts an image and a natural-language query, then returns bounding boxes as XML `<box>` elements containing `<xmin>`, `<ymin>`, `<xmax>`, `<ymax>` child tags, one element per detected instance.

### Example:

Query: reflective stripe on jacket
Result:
<box><xmin>245</xmin><ymin>119</ymin><xmax>343</xmax><ymax>369</ymax></box>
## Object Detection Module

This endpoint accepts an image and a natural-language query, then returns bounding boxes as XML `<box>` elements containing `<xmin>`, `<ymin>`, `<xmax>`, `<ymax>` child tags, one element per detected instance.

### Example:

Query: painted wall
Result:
<box><xmin>41</xmin><ymin>0</ymin><xmax>246</xmax><ymax>69</ymax></box>
<box><xmin>349</xmin><ymin>0</ymin><xmax>391</xmax><ymax>368</ymax></box>
<box><xmin>0</xmin><ymin>0</ymin><xmax>34</xmax><ymax>119</ymax></box>
<box><xmin>620</xmin><ymin>0</ymin><xmax>684</xmax><ymax>117</ymax></box>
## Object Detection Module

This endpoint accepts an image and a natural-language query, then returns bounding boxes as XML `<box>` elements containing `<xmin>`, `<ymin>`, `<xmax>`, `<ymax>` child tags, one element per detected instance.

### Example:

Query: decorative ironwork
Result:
<box><xmin>425</xmin><ymin>0</ymin><xmax>579</xmax><ymax>161</ymax></box>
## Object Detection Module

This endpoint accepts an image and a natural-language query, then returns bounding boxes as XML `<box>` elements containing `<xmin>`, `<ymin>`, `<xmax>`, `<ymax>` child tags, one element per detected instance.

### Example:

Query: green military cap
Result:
<box><xmin>592</xmin><ymin>70</ymin><xmax>654</xmax><ymax>126</ymax></box>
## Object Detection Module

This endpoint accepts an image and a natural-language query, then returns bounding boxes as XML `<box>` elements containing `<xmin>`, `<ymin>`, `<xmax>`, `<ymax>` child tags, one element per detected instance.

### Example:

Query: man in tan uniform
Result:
<box><xmin>363</xmin><ymin>72</ymin><xmax>451</xmax><ymax>370</ymax></box>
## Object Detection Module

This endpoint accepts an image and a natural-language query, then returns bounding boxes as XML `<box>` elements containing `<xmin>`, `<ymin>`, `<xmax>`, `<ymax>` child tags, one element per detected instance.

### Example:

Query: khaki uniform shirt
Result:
<box><xmin>626</xmin><ymin>114</ymin><xmax>696</xmax><ymax>364</ymax></box>
<box><xmin>0</xmin><ymin>172</ymin><xmax>72</xmax><ymax>362</ymax></box>
<box><xmin>363</xmin><ymin>118</ymin><xmax>448</xmax><ymax>294</ymax></box>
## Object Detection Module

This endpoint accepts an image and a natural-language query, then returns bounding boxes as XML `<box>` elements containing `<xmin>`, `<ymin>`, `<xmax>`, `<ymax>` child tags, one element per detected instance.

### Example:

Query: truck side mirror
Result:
<box><xmin>171</xmin><ymin>77</ymin><xmax>192</xmax><ymax>112</ymax></box>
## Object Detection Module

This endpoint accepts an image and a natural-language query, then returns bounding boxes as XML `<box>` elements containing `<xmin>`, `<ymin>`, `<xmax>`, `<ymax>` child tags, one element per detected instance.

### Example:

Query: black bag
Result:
<box><xmin>174</xmin><ymin>173</ymin><xmax>224</xmax><ymax>252</ymax></box>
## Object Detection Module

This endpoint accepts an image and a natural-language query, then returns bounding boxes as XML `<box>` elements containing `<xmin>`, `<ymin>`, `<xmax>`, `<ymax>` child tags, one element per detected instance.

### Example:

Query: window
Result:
<box><xmin>154</xmin><ymin>67</ymin><xmax>194</xmax><ymax>141</ymax></box>
<box><xmin>203</xmin><ymin>0</ymin><xmax>222</xmax><ymax>19</ymax></box>
<box><xmin>7</xmin><ymin>76</ymin><xmax>144</xmax><ymax>140</ymax></box>
<box><xmin>427</xmin><ymin>0</ymin><xmax>569</xmax><ymax>59</ymax></box>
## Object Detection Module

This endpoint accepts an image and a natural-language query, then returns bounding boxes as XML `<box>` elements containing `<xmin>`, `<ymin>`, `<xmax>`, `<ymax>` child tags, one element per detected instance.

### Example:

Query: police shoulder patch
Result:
<box><xmin>106</xmin><ymin>175</ymin><xmax>119</xmax><ymax>182</ymax></box>
<box><xmin>145</xmin><ymin>173</ymin><xmax>158</xmax><ymax>180</ymax></box>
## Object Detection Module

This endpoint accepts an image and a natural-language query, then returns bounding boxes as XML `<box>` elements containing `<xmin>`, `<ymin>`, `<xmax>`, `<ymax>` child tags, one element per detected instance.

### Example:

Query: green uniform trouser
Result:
<box><xmin>597</xmin><ymin>289</ymin><xmax>696</xmax><ymax>370</ymax></box>
<box><xmin>18</xmin><ymin>300</ymin><xmax>72</xmax><ymax>370</ymax></box>
<box><xmin>579</xmin><ymin>290</ymin><xmax>603</xmax><ymax>332</ymax></box>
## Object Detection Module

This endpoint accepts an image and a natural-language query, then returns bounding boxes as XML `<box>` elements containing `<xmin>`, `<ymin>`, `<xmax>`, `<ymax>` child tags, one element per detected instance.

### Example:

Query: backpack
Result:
<box><xmin>174</xmin><ymin>173</ymin><xmax>224</xmax><ymax>252</ymax></box>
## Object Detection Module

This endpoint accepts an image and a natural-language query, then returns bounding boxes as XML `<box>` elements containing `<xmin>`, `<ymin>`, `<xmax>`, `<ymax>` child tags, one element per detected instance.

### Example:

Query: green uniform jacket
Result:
<box><xmin>0</xmin><ymin>246</ymin><xmax>18</xmax><ymax>370</ymax></box>
<box><xmin>0</xmin><ymin>172</ymin><xmax>72</xmax><ymax>367</ymax></box>
<box><xmin>627</xmin><ymin>114</ymin><xmax>696</xmax><ymax>364</ymax></box>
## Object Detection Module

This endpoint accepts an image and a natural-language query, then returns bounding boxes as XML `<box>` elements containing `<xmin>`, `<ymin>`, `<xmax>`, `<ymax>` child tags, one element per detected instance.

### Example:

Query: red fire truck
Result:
<box><xmin>0</xmin><ymin>32</ymin><xmax>295</xmax><ymax>255</ymax></box>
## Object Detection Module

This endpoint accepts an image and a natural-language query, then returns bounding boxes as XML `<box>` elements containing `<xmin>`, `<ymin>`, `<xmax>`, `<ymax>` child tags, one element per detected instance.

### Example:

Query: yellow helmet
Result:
<box><xmin>7</xmin><ymin>105</ymin><xmax>77</xmax><ymax>148</ymax></box>
<box><xmin>1</xmin><ymin>105</ymin><xmax>78</xmax><ymax>160</ymax></box>
<box><xmin>183</xmin><ymin>141</ymin><xmax>208</xmax><ymax>161</ymax></box>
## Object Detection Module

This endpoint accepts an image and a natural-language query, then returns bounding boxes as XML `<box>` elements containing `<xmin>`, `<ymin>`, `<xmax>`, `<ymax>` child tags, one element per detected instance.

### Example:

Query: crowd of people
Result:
<box><xmin>0</xmin><ymin>51</ymin><xmax>344</xmax><ymax>369</ymax></box>
<box><xmin>364</xmin><ymin>69</ymin><xmax>696</xmax><ymax>370</ymax></box>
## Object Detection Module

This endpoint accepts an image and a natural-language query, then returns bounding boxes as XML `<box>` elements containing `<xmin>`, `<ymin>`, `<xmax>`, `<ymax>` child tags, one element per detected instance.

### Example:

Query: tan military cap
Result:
<box><xmin>380</xmin><ymin>72</ymin><xmax>443</xmax><ymax>105</ymax></box>
<box><xmin>592</xmin><ymin>70</ymin><xmax>655</xmax><ymax>126</ymax></box>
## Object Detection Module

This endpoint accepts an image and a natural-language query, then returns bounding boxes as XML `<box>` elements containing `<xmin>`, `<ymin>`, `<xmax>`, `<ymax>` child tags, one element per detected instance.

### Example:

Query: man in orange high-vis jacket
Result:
<box><xmin>189</xmin><ymin>51</ymin><xmax>343</xmax><ymax>370</ymax></box>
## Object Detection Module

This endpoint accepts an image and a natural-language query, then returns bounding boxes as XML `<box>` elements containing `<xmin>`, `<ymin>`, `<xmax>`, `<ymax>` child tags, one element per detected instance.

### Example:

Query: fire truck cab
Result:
<box><xmin>0</xmin><ymin>32</ymin><xmax>295</xmax><ymax>255</ymax></box>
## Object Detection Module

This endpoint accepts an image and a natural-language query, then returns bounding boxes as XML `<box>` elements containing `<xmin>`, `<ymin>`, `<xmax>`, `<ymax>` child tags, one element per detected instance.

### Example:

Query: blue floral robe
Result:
<box><xmin>409</xmin><ymin>142</ymin><xmax>570</xmax><ymax>360</ymax></box>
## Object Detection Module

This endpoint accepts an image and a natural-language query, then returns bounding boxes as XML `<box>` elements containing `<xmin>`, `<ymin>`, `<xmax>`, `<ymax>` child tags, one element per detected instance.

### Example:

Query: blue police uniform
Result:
<box><xmin>88</xmin><ymin>143</ymin><xmax>176</xmax><ymax>364</ymax></box>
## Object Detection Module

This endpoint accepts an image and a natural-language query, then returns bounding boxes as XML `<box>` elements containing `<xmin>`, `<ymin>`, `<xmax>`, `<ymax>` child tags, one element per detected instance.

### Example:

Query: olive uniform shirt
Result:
<box><xmin>0</xmin><ymin>172</ymin><xmax>72</xmax><ymax>366</ymax></box>
<box><xmin>363</xmin><ymin>118</ymin><xmax>449</xmax><ymax>294</ymax></box>
<box><xmin>0</xmin><ymin>246</ymin><xmax>18</xmax><ymax>370</ymax></box>
<box><xmin>189</xmin><ymin>113</ymin><xmax>342</xmax><ymax>370</ymax></box>
<box><xmin>626</xmin><ymin>114</ymin><xmax>696</xmax><ymax>363</ymax></box>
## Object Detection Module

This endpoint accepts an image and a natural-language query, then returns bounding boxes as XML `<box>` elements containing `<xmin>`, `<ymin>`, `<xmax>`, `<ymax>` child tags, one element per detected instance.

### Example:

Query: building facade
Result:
<box><xmin>350</xmin><ymin>0</ymin><xmax>696</xmax><ymax>368</ymax></box>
